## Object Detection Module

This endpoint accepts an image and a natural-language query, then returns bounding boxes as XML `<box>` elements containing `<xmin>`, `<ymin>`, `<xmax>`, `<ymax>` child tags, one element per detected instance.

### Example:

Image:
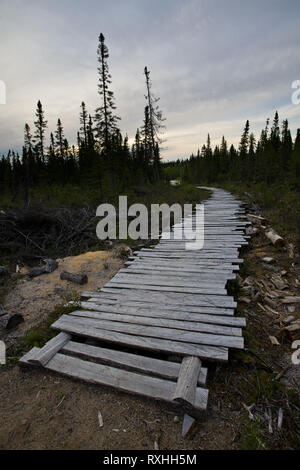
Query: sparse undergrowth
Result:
<box><xmin>0</xmin><ymin>183</ymin><xmax>210</xmax><ymax>266</ymax></box>
<box><xmin>7</xmin><ymin>292</ymin><xmax>81</xmax><ymax>364</ymax></box>
<box><xmin>207</xmin><ymin>208</ymin><xmax>300</xmax><ymax>450</ymax></box>
<box><xmin>222</xmin><ymin>182</ymin><xmax>300</xmax><ymax>248</ymax></box>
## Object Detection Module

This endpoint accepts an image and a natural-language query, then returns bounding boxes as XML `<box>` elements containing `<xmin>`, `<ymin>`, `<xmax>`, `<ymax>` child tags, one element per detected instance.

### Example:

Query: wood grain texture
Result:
<box><xmin>52</xmin><ymin>318</ymin><xmax>229</xmax><ymax>361</ymax></box>
<box><xmin>29</xmin><ymin>332</ymin><xmax>70</xmax><ymax>366</ymax></box>
<box><xmin>45</xmin><ymin>352</ymin><xmax>209</xmax><ymax>415</ymax></box>
<box><xmin>71</xmin><ymin>308</ymin><xmax>243</xmax><ymax>336</ymax></box>
<box><xmin>62</xmin><ymin>341</ymin><xmax>208</xmax><ymax>385</ymax></box>
<box><xmin>80</xmin><ymin>301</ymin><xmax>246</xmax><ymax>326</ymax></box>
<box><xmin>55</xmin><ymin>313</ymin><xmax>244</xmax><ymax>349</ymax></box>
<box><xmin>173</xmin><ymin>356</ymin><xmax>202</xmax><ymax>407</ymax></box>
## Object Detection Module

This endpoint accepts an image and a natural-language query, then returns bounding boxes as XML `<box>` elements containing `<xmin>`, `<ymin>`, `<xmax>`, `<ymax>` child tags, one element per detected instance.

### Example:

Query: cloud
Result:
<box><xmin>0</xmin><ymin>0</ymin><xmax>299</xmax><ymax>161</ymax></box>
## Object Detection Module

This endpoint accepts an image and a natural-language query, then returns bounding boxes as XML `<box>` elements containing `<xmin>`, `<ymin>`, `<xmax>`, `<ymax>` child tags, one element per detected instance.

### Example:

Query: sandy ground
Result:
<box><xmin>1</xmin><ymin>249</ymin><xmax>124</xmax><ymax>348</ymax></box>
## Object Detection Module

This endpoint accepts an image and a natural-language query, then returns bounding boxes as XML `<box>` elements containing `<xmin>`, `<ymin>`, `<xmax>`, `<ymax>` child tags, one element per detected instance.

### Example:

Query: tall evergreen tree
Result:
<box><xmin>270</xmin><ymin>111</ymin><xmax>281</xmax><ymax>151</ymax></box>
<box><xmin>87</xmin><ymin>115</ymin><xmax>95</xmax><ymax>151</ymax></box>
<box><xmin>205</xmin><ymin>134</ymin><xmax>212</xmax><ymax>158</ymax></box>
<box><xmin>239</xmin><ymin>120</ymin><xmax>250</xmax><ymax>156</ymax></box>
<box><xmin>94</xmin><ymin>33</ymin><xmax>120</xmax><ymax>148</ymax></box>
<box><xmin>24</xmin><ymin>123</ymin><xmax>33</xmax><ymax>153</ymax></box>
<box><xmin>33</xmin><ymin>100</ymin><xmax>48</xmax><ymax>162</ymax></box>
<box><xmin>23</xmin><ymin>124</ymin><xmax>33</xmax><ymax>207</ymax></box>
<box><xmin>144</xmin><ymin>66</ymin><xmax>165</xmax><ymax>180</ymax></box>
<box><xmin>80</xmin><ymin>101</ymin><xmax>88</xmax><ymax>148</ymax></box>
<box><xmin>281</xmin><ymin>119</ymin><xmax>293</xmax><ymax>171</ymax></box>
<box><xmin>55</xmin><ymin>118</ymin><xmax>65</xmax><ymax>159</ymax></box>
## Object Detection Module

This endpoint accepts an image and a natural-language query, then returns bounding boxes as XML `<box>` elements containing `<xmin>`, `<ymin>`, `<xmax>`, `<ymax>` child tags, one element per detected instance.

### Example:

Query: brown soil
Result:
<box><xmin>0</xmin><ymin>365</ymin><xmax>238</xmax><ymax>450</ymax></box>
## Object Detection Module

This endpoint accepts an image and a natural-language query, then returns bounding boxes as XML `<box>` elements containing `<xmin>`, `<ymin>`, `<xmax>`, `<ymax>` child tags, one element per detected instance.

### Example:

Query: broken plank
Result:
<box><xmin>28</xmin><ymin>332</ymin><xmax>70</xmax><ymax>366</ymax></box>
<box><xmin>173</xmin><ymin>356</ymin><xmax>202</xmax><ymax>408</ymax></box>
<box><xmin>62</xmin><ymin>341</ymin><xmax>208</xmax><ymax>386</ymax></box>
<box><xmin>46</xmin><ymin>352</ymin><xmax>208</xmax><ymax>416</ymax></box>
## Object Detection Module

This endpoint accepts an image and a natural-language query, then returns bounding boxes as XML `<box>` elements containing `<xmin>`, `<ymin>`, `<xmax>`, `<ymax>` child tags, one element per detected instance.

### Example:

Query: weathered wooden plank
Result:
<box><xmin>28</xmin><ymin>332</ymin><xmax>70</xmax><ymax>366</ymax></box>
<box><xmin>173</xmin><ymin>219</ymin><xmax>247</xmax><ymax>224</ymax></box>
<box><xmin>129</xmin><ymin>255</ymin><xmax>241</xmax><ymax>264</ymax></box>
<box><xmin>154</xmin><ymin>246</ymin><xmax>242</xmax><ymax>251</ymax></box>
<box><xmin>70</xmin><ymin>309</ymin><xmax>243</xmax><ymax>336</ymax></box>
<box><xmin>125</xmin><ymin>260</ymin><xmax>239</xmax><ymax>272</ymax></box>
<box><xmin>19</xmin><ymin>347</ymin><xmax>40</xmax><ymax>365</ymax></box>
<box><xmin>113</xmin><ymin>272</ymin><xmax>227</xmax><ymax>285</ymax></box>
<box><xmin>132</xmin><ymin>258</ymin><xmax>243</xmax><ymax>267</ymax></box>
<box><xmin>52</xmin><ymin>318</ymin><xmax>229</xmax><ymax>361</ymax></box>
<box><xmin>100</xmin><ymin>287</ymin><xmax>237</xmax><ymax>309</ymax></box>
<box><xmin>151</xmin><ymin>249</ymin><xmax>241</xmax><ymax>255</ymax></box>
<box><xmin>133</xmin><ymin>251</ymin><xmax>243</xmax><ymax>262</ymax></box>
<box><xmin>161</xmin><ymin>233</ymin><xmax>245</xmax><ymax>238</ymax></box>
<box><xmin>62</xmin><ymin>341</ymin><xmax>208</xmax><ymax>386</ymax></box>
<box><xmin>82</xmin><ymin>295</ymin><xmax>237</xmax><ymax>316</ymax></box>
<box><xmin>182</xmin><ymin>414</ymin><xmax>197</xmax><ymax>438</ymax></box>
<box><xmin>45</xmin><ymin>353</ymin><xmax>209</xmax><ymax>415</ymax></box>
<box><xmin>129</xmin><ymin>254</ymin><xmax>239</xmax><ymax>261</ymax></box>
<box><xmin>80</xmin><ymin>300</ymin><xmax>245</xmax><ymax>326</ymax></box>
<box><xmin>57</xmin><ymin>314</ymin><xmax>244</xmax><ymax>349</ymax></box>
<box><xmin>111</xmin><ymin>272</ymin><xmax>227</xmax><ymax>287</ymax></box>
<box><xmin>161</xmin><ymin>238</ymin><xmax>246</xmax><ymax>244</ymax></box>
<box><xmin>158</xmin><ymin>246</ymin><xmax>247</xmax><ymax>252</ymax></box>
<box><xmin>105</xmin><ymin>280</ymin><xmax>227</xmax><ymax>296</ymax></box>
<box><xmin>83</xmin><ymin>289</ymin><xmax>237</xmax><ymax>309</ymax></box>
<box><xmin>173</xmin><ymin>357</ymin><xmax>202</xmax><ymax>408</ymax></box>
<box><xmin>122</xmin><ymin>267</ymin><xmax>236</xmax><ymax>280</ymax></box>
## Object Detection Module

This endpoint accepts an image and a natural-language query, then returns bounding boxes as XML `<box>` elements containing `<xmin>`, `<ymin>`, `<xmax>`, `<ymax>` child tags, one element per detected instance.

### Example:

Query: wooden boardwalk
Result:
<box><xmin>20</xmin><ymin>187</ymin><xmax>249</xmax><ymax>421</ymax></box>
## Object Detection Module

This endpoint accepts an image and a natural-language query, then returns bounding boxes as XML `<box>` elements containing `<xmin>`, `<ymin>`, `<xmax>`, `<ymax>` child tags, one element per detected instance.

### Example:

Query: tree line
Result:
<box><xmin>0</xmin><ymin>33</ymin><xmax>165</xmax><ymax>205</ymax></box>
<box><xmin>165</xmin><ymin>112</ymin><xmax>300</xmax><ymax>190</ymax></box>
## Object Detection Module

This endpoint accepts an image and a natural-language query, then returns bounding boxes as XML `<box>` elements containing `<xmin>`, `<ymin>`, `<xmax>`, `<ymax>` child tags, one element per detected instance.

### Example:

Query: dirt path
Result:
<box><xmin>0</xmin><ymin>364</ymin><xmax>238</xmax><ymax>450</ymax></box>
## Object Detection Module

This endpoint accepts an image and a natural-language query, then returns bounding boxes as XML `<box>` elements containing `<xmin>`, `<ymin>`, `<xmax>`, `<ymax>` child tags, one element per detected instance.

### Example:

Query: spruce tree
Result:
<box><xmin>80</xmin><ymin>101</ymin><xmax>88</xmax><ymax>148</ymax></box>
<box><xmin>239</xmin><ymin>120</ymin><xmax>250</xmax><ymax>157</ymax></box>
<box><xmin>55</xmin><ymin>118</ymin><xmax>65</xmax><ymax>159</ymax></box>
<box><xmin>270</xmin><ymin>111</ymin><xmax>281</xmax><ymax>151</ymax></box>
<box><xmin>280</xmin><ymin>119</ymin><xmax>293</xmax><ymax>171</ymax></box>
<box><xmin>94</xmin><ymin>33</ymin><xmax>120</xmax><ymax>148</ymax></box>
<box><xmin>23</xmin><ymin>124</ymin><xmax>33</xmax><ymax>207</ymax></box>
<box><xmin>33</xmin><ymin>100</ymin><xmax>48</xmax><ymax>162</ymax></box>
<box><xmin>144</xmin><ymin>66</ymin><xmax>165</xmax><ymax>180</ymax></box>
<box><xmin>141</xmin><ymin>105</ymin><xmax>152</xmax><ymax>175</ymax></box>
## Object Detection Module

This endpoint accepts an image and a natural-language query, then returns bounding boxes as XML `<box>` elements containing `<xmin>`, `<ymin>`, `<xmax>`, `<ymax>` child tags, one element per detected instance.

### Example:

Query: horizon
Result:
<box><xmin>0</xmin><ymin>0</ymin><xmax>300</xmax><ymax>161</ymax></box>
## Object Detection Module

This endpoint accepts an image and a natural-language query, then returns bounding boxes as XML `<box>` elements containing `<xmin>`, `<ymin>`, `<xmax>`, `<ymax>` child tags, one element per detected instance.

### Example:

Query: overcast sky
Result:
<box><xmin>0</xmin><ymin>0</ymin><xmax>300</xmax><ymax>160</ymax></box>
